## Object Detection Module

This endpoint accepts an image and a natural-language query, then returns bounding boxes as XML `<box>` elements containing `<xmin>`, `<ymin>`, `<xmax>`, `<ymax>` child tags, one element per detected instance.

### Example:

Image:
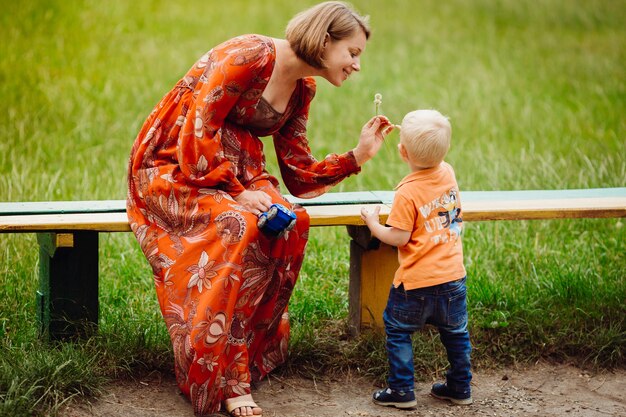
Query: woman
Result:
<box><xmin>126</xmin><ymin>2</ymin><xmax>393</xmax><ymax>415</ymax></box>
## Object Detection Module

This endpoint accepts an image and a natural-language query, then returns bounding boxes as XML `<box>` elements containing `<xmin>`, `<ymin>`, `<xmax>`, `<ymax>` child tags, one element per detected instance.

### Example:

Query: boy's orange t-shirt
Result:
<box><xmin>386</xmin><ymin>162</ymin><xmax>466</xmax><ymax>290</ymax></box>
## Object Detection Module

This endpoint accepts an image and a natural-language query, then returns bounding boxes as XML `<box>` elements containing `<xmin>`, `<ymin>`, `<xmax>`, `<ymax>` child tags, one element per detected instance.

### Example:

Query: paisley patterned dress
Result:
<box><xmin>126</xmin><ymin>34</ymin><xmax>360</xmax><ymax>415</ymax></box>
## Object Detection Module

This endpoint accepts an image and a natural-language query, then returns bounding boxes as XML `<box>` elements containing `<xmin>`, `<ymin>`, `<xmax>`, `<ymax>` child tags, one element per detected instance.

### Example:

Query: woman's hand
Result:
<box><xmin>234</xmin><ymin>190</ymin><xmax>272</xmax><ymax>216</ymax></box>
<box><xmin>353</xmin><ymin>115</ymin><xmax>395</xmax><ymax>166</ymax></box>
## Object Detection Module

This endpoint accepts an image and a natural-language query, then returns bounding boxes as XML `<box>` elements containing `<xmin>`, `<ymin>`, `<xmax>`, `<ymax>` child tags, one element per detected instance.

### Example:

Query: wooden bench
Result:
<box><xmin>1</xmin><ymin>188</ymin><xmax>625</xmax><ymax>340</ymax></box>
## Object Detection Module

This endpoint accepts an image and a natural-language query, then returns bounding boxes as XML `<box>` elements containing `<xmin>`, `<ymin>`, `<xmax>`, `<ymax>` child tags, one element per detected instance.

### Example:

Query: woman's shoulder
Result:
<box><xmin>217</xmin><ymin>34</ymin><xmax>273</xmax><ymax>50</ymax></box>
<box><xmin>302</xmin><ymin>76</ymin><xmax>316</xmax><ymax>90</ymax></box>
<box><xmin>299</xmin><ymin>77</ymin><xmax>317</xmax><ymax>101</ymax></box>
<box><xmin>212</xmin><ymin>34</ymin><xmax>275</xmax><ymax>66</ymax></box>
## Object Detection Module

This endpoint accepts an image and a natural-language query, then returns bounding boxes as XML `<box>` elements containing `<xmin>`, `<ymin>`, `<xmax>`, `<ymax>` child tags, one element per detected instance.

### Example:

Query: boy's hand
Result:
<box><xmin>353</xmin><ymin>116</ymin><xmax>395</xmax><ymax>166</ymax></box>
<box><xmin>361</xmin><ymin>205</ymin><xmax>412</xmax><ymax>247</ymax></box>
<box><xmin>360</xmin><ymin>205</ymin><xmax>381</xmax><ymax>227</ymax></box>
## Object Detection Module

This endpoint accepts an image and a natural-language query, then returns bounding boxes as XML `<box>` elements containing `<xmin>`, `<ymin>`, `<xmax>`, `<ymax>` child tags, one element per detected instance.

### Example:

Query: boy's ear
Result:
<box><xmin>398</xmin><ymin>143</ymin><xmax>409</xmax><ymax>161</ymax></box>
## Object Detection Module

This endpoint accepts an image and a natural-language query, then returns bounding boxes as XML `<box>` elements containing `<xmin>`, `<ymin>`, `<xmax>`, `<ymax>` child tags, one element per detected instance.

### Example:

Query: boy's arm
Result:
<box><xmin>360</xmin><ymin>206</ymin><xmax>411</xmax><ymax>247</ymax></box>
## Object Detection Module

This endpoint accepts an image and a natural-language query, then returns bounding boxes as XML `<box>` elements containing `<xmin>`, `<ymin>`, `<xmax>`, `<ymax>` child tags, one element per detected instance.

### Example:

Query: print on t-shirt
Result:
<box><xmin>420</xmin><ymin>188</ymin><xmax>463</xmax><ymax>244</ymax></box>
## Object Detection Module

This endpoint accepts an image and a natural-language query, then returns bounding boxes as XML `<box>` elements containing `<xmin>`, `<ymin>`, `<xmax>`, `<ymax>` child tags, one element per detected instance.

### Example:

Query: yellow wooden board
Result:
<box><xmin>306</xmin><ymin>204</ymin><xmax>391</xmax><ymax>226</ymax></box>
<box><xmin>462</xmin><ymin>197</ymin><xmax>626</xmax><ymax>220</ymax></box>
<box><xmin>0</xmin><ymin>212</ymin><xmax>132</xmax><ymax>232</ymax></box>
<box><xmin>1</xmin><ymin>195</ymin><xmax>625</xmax><ymax>232</ymax></box>
<box><xmin>359</xmin><ymin>243</ymin><xmax>397</xmax><ymax>328</ymax></box>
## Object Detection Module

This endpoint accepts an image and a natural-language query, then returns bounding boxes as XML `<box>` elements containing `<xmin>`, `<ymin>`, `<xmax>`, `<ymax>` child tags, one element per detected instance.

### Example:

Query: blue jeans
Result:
<box><xmin>383</xmin><ymin>277</ymin><xmax>472</xmax><ymax>394</ymax></box>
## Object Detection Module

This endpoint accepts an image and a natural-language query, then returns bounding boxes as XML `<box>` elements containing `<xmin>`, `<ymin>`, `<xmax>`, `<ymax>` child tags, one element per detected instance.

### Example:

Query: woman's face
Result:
<box><xmin>320</xmin><ymin>29</ymin><xmax>367</xmax><ymax>86</ymax></box>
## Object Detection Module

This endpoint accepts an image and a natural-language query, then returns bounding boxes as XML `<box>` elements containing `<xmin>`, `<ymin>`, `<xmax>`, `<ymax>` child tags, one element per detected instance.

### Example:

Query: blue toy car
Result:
<box><xmin>257</xmin><ymin>203</ymin><xmax>297</xmax><ymax>238</ymax></box>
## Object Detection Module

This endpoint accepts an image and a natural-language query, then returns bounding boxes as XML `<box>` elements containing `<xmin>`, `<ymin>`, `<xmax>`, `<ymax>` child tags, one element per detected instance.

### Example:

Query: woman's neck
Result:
<box><xmin>273</xmin><ymin>38</ymin><xmax>321</xmax><ymax>82</ymax></box>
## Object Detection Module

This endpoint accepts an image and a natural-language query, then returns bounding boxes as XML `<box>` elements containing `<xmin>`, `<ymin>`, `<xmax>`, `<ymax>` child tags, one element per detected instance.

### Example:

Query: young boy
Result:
<box><xmin>361</xmin><ymin>109</ymin><xmax>472</xmax><ymax>408</ymax></box>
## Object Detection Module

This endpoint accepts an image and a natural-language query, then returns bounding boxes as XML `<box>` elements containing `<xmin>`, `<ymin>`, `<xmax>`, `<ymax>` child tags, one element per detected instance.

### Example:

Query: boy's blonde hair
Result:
<box><xmin>400</xmin><ymin>110</ymin><xmax>452</xmax><ymax>168</ymax></box>
<box><xmin>286</xmin><ymin>1</ymin><xmax>370</xmax><ymax>69</ymax></box>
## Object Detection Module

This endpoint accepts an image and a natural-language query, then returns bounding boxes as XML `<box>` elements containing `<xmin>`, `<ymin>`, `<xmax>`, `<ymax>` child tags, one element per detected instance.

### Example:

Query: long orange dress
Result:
<box><xmin>126</xmin><ymin>34</ymin><xmax>360</xmax><ymax>415</ymax></box>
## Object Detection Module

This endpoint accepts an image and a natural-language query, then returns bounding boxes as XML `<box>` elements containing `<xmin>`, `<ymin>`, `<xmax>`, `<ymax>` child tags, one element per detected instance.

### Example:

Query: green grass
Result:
<box><xmin>1</xmin><ymin>0</ymin><xmax>625</xmax><ymax>415</ymax></box>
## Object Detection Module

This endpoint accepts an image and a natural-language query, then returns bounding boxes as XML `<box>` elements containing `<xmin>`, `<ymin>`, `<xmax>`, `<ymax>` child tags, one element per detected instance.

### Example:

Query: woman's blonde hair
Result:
<box><xmin>400</xmin><ymin>110</ymin><xmax>452</xmax><ymax>168</ymax></box>
<box><xmin>286</xmin><ymin>1</ymin><xmax>370</xmax><ymax>69</ymax></box>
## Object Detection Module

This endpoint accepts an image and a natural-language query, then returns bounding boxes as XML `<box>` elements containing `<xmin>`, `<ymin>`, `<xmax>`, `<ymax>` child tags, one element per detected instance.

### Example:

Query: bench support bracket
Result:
<box><xmin>36</xmin><ymin>231</ymin><xmax>99</xmax><ymax>340</ymax></box>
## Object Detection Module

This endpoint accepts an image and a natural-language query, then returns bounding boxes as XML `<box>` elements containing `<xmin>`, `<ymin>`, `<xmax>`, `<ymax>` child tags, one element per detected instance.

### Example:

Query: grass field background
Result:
<box><xmin>0</xmin><ymin>0</ymin><xmax>624</xmax><ymax>415</ymax></box>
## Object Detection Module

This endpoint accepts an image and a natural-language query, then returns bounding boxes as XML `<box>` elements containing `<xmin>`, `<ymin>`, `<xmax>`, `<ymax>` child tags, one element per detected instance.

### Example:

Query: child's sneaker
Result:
<box><xmin>372</xmin><ymin>387</ymin><xmax>417</xmax><ymax>409</ymax></box>
<box><xmin>430</xmin><ymin>382</ymin><xmax>472</xmax><ymax>405</ymax></box>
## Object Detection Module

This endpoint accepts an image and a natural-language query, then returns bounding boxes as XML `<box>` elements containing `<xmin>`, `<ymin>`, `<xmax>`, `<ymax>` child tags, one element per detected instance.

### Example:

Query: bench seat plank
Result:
<box><xmin>0</xmin><ymin>212</ymin><xmax>132</xmax><ymax>232</ymax></box>
<box><xmin>462</xmin><ymin>196</ymin><xmax>626</xmax><ymax>220</ymax></box>
<box><xmin>0</xmin><ymin>200</ymin><xmax>125</xmax><ymax>215</ymax></box>
<box><xmin>1</xmin><ymin>188</ymin><xmax>624</xmax><ymax>232</ymax></box>
<box><xmin>3</xmin><ymin>188</ymin><xmax>623</xmax><ymax>215</ymax></box>
<box><xmin>0</xmin><ymin>204</ymin><xmax>390</xmax><ymax>232</ymax></box>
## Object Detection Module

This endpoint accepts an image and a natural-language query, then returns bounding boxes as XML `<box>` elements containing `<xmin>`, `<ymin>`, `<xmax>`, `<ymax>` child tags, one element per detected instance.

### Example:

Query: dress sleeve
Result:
<box><xmin>272</xmin><ymin>78</ymin><xmax>361</xmax><ymax>198</ymax></box>
<box><xmin>177</xmin><ymin>36</ymin><xmax>271</xmax><ymax>196</ymax></box>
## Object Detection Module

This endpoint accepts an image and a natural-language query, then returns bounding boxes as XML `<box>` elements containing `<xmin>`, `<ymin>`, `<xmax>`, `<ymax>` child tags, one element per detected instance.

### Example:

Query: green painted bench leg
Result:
<box><xmin>36</xmin><ymin>231</ymin><xmax>99</xmax><ymax>340</ymax></box>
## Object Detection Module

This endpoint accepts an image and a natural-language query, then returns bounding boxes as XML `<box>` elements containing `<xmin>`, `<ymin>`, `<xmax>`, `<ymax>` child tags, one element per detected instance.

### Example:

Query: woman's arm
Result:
<box><xmin>272</xmin><ymin>79</ymin><xmax>393</xmax><ymax>198</ymax></box>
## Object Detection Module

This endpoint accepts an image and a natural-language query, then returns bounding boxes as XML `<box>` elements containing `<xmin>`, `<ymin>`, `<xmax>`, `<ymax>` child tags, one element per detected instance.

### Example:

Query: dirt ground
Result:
<box><xmin>61</xmin><ymin>362</ymin><xmax>625</xmax><ymax>417</ymax></box>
